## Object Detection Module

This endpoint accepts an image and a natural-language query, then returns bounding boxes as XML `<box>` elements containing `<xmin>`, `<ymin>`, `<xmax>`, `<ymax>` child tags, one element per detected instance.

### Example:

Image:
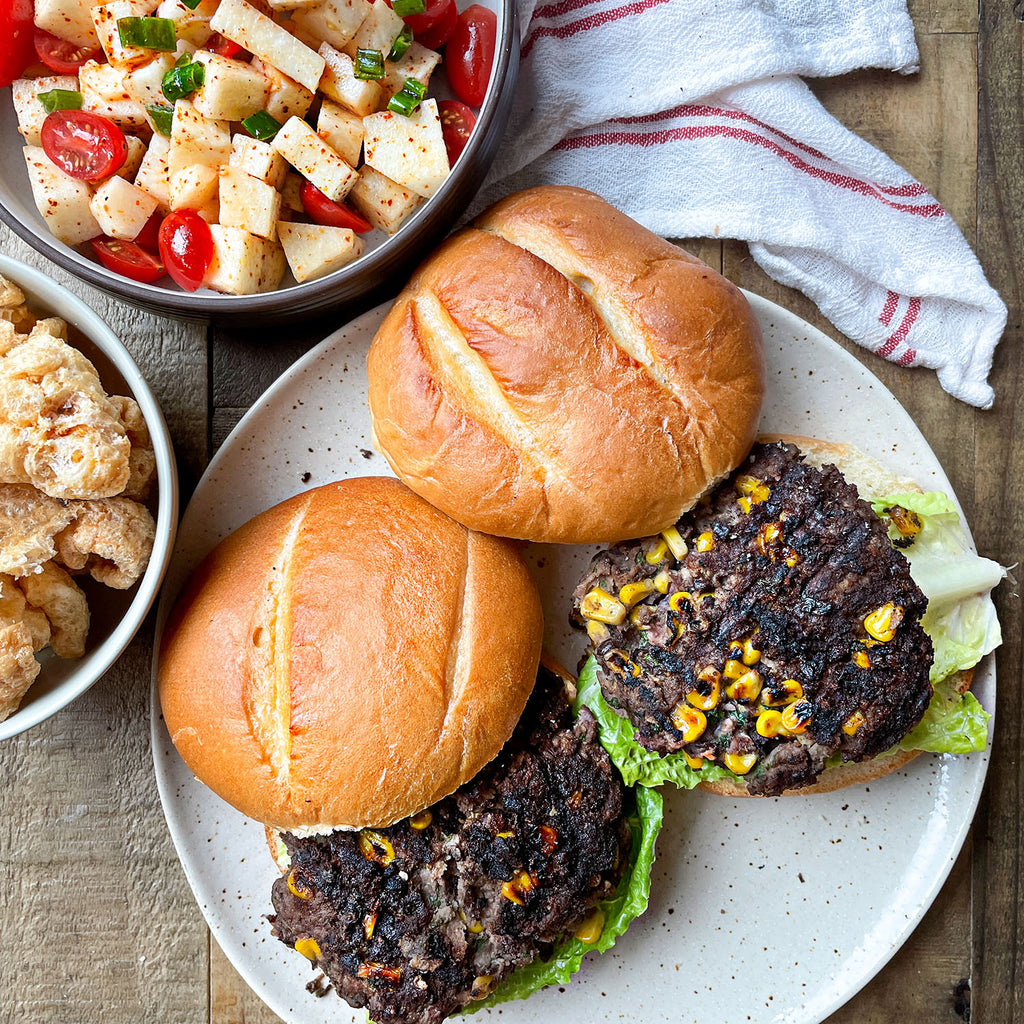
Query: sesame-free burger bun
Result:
<box><xmin>157</xmin><ymin>477</ymin><xmax>544</xmax><ymax>832</ymax></box>
<box><xmin>367</xmin><ymin>185</ymin><xmax>765</xmax><ymax>545</ymax></box>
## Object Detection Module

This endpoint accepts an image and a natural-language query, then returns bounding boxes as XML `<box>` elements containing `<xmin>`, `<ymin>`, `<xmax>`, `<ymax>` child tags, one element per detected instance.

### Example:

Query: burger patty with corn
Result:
<box><xmin>269</xmin><ymin>667</ymin><xmax>633</xmax><ymax>1024</ymax></box>
<box><xmin>571</xmin><ymin>440</ymin><xmax>936</xmax><ymax>797</ymax></box>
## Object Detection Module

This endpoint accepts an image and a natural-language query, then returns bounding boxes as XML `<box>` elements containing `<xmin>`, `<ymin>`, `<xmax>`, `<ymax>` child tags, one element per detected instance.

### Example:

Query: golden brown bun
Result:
<box><xmin>367</xmin><ymin>185</ymin><xmax>765</xmax><ymax>545</ymax></box>
<box><xmin>699</xmin><ymin>436</ymin><xmax>971</xmax><ymax>797</ymax></box>
<box><xmin>158</xmin><ymin>477</ymin><xmax>544</xmax><ymax>831</ymax></box>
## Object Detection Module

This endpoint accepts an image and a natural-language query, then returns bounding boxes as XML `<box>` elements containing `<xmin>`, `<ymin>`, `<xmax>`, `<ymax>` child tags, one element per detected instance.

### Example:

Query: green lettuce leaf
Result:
<box><xmin>466</xmin><ymin>766</ymin><xmax>663</xmax><ymax>1012</ymax></box>
<box><xmin>575</xmin><ymin>656</ymin><xmax>744</xmax><ymax>790</ymax></box>
<box><xmin>899</xmin><ymin>678</ymin><xmax>990</xmax><ymax>753</ymax></box>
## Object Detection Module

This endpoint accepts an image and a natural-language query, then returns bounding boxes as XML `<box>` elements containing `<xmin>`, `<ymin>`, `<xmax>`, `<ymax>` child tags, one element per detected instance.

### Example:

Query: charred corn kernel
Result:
<box><xmin>724</xmin><ymin>751</ymin><xmax>758</xmax><ymax>775</ymax></box>
<box><xmin>629</xmin><ymin>606</ymin><xmax>647</xmax><ymax>629</ymax></box>
<box><xmin>696</xmin><ymin>531</ymin><xmax>715</xmax><ymax>552</ymax></box>
<box><xmin>661</xmin><ymin>527</ymin><xmax>688</xmax><ymax>559</ymax></box>
<box><xmin>864</xmin><ymin>602</ymin><xmax>904</xmax><ymax>642</ymax></box>
<box><xmin>620</xmin><ymin>579</ymin><xmax>656</xmax><ymax>609</ymax></box>
<box><xmin>757</xmin><ymin>521</ymin><xmax>782</xmax><ymax>556</ymax></box>
<box><xmin>736</xmin><ymin>475</ymin><xmax>771</xmax><ymax>501</ymax></box>
<box><xmin>581</xmin><ymin>587</ymin><xmax>627</xmax><ymax>625</ymax></box>
<box><xmin>501</xmin><ymin>870</ymin><xmax>535</xmax><ymax>905</ymax></box>
<box><xmin>357</xmin><ymin>963</ymin><xmax>401</xmax><ymax>983</ymax></box>
<box><xmin>363</xmin><ymin>912</ymin><xmax>377</xmax><ymax>939</ymax></box>
<box><xmin>539</xmin><ymin>825</ymin><xmax>558</xmax><ymax>854</ymax></box>
<box><xmin>756</xmin><ymin>709</ymin><xmax>785</xmax><ymax>737</ymax></box>
<box><xmin>287</xmin><ymin>869</ymin><xmax>312</xmax><ymax>900</ymax></box>
<box><xmin>496</xmin><ymin>830</ymin><xmax>514</xmax><ymax>838</ymax></box>
<box><xmin>409</xmin><ymin>810</ymin><xmax>433</xmax><ymax>830</ymax></box>
<box><xmin>645</xmin><ymin>538</ymin><xmax>671</xmax><ymax>564</ymax></box>
<box><xmin>886</xmin><ymin>505</ymin><xmax>923</xmax><ymax>538</ymax></box>
<box><xmin>358</xmin><ymin>830</ymin><xmax>395</xmax><ymax>866</ymax></box>
<box><xmin>762</xmin><ymin>678</ymin><xmax>803</xmax><ymax>707</ymax></box>
<box><xmin>586</xmin><ymin>620</ymin><xmax>611</xmax><ymax>644</ymax></box>
<box><xmin>671</xmin><ymin>703</ymin><xmax>707</xmax><ymax>742</ymax></box>
<box><xmin>843</xmin><ymin>710</ymin><xmax>867</xmax><ymax>735</ymax></box>
<box><xmin>683</xmin><ymin>752</ymin><xmax>705</xmax><ymax>770</ymax></box>
<box><xmin>781</xmin><ymin>700</ymin><xmax>813</xmax><ymax>734</ymax></box>
<box><xmin>467</xmin><ymin>920</ymin><xmax>484</xmax><ymax>933</ymax></box>
<box><xmin>726</xmin><ymin>668</ymin><xmax>763</xmax><ymax>702</ymax></box>
<box><xmin>853</xmin><ymin>650</ymin><xmax>872</xmax><ymax>669</ymax></box>
<box><xmin>723</xmin><ymin>658</ymin><xmax>745</xmax><ymax>679</ymax></box>
<box><xmin>687</xmin><ymin>667</ymin><xmax>721</xmax><ymax>710</ymax></box>
<box><xmin>672</xmin><ymin>622</ymin><xmax>689</xmax><ymax>643</ymax></box>
<box><xmin>784</xmin><ymin>548</ymin><xmax>800</xmax><ymax>567</ymax></box>
<box><xmin>737</xmin><ymin>496</ymin><xmax>753</xmax><ymax>514</ymax></box>
<box><xmin>471</xmin><ymin>976</ymin><xmax>496</xmax><ymax>999</ymax></box>
<box><xmin>653</xmin><ymin>569</ymin><xmax>672</xmax><ymax>593</ymax></box>
<box><xmin>574</xmin><ymin>907</ymin><xmax>606</xmax><ymax>944</ymax></box>
<box><xmin>741</xmin><ymin>638</ymin><xmax>761</xmax><ymax>665</ymax></box>
<box><xmin>295</xmin><ymin>938</ymin><xmax>321</xmax><ymax>961</ymax></box>
<box><xmin>668</xmin><ymin>591</ymin><xmax>692</xmax><ymax>613</ymax></box>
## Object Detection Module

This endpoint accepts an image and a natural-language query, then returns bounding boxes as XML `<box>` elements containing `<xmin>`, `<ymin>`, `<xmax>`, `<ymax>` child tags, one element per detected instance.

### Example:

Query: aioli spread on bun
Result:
<box><xmin>571</xmin><ymin>438</ymin><xmax>1002</xmax><ymax>796</ymax></box>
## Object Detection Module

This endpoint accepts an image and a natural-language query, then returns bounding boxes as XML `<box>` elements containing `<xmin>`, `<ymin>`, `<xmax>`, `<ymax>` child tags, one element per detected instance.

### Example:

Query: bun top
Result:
<box><xmin>157</xmin><ymin>477</ymin><xmax>544</xmax><ymax>831</ymax></box>
<box><xmin>367</xmin><ymin>185</ymin><xmax>765</xmax><ymax>545</ymax></box>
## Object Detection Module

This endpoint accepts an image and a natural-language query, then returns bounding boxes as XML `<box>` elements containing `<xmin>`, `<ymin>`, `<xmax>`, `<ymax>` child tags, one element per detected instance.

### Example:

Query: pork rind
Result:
<box><xmin>0</xmin><ymin>483</ymin><xmax>74</xmax><ymax>578</ymax></box>
<box><xmin>110</xmin><ymin>395</ymin><xmax>157</xmax><ymax>501</ymax></box>
<box><xmin>56</xmin><ymin>496</ymin><xmax>156</xmax><ymax>589</ymax></box>
<box><xmin>18</xmin><ymin>563</ymin><xmax>89</xmax><ymax>660</ymax></box>
<box><xmin>0</xmin><ymin>622</ymin><xmax>41</xmax><ymax>723</ymax></box>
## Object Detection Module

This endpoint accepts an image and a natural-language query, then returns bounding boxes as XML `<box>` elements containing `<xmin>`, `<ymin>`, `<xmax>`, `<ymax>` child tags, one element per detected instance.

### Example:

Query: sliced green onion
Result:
<box><xmin>161</xmin><ymin>59</ymin><xmax>204</xmax><ymax>101</ymax></box>
<box><xmin>241</xmin><ymin>109</ymin><xmax>282</xmax><ymax>141</ymax></box>
<box><xmin>391</xmin><ymin>0</ymin><xmax>426</xmax><ymax>15</ymax></box>
<box><xmin>387</xmin><ymin>77</ymin><xmax>427</xmax><ymax>116</ymax></box>
<box><xmin>353</xmin><ymin>47</ymin><xmax>385</xmax><ymax>80</ymax></box>
<box><xmin>117</xmin><ymin>16</ymin><xmax>177</xmax><ymax>50</ymax></box>
<box><xmin>147</xmin><ymin>103</ymin><xmax>175</xmax><ymax>136</ymax></box>
<box><xmin>175</xmin><ymin>50</ymin><xmax>192</xmax><ymax>65</ymax></box>
<box><xmin>387</xmin><ymin>25</ymin><xmax>413</xmax><ymax>61</ymax></box>
<box><xmin>37</xmin><ymin>89</ymin><xmax>83</xmax><ymax>113</ymax></box>
<box><xmin>179</xmin><ymin>0</ymin><xmax>203</xmax><ymax>9</ymax></box>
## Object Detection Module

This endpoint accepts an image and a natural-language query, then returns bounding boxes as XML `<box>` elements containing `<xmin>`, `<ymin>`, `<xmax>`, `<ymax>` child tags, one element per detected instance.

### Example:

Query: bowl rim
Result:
<box><xmin>0</xmin><ymin>252</ymin><xmax>179</xmax><ymax>739</ymax></box>
<box><xmin>0</xmin><ymin>0</ymin><xmax>518</xmax><ymax>316</ymax></box>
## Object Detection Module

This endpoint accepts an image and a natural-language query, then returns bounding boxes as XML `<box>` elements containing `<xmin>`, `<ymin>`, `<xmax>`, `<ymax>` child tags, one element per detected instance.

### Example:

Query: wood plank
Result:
<box><xmin>0</xmin><ymin>223</ymin><xmax>211</xmax><ymax>1024</ymax></box>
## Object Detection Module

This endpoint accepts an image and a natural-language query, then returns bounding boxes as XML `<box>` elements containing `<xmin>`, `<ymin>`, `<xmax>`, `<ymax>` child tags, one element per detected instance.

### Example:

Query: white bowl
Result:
<box><xmin>0</xmin><ymin>253</ymin><xmax>178</xmax><ymax>739</ymax></box>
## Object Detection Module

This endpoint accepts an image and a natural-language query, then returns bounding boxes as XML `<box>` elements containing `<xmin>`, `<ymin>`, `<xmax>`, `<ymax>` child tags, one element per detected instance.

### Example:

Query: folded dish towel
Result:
<box><xmin>478</xmin><ymin>0</ymin><xmax>1005</xmax><ymax>408</ymax></box>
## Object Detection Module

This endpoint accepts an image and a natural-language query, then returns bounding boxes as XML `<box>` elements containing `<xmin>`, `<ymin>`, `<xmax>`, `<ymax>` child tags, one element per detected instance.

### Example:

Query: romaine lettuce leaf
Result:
<box><xmin>466</xmin><ymin>780</ymin><xmax>663</xmax><ymax>1012</ymax></box>
<box><xmin>899</xmin><ymin>678</ymin><xmax>990</xmax><ymax>753</ymax></box>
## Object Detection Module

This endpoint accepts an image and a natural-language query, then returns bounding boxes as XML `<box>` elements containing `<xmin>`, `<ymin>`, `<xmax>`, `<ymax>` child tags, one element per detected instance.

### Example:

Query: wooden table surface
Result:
<box><xmin>1</xmin><ymin>0</ymin><xmax>1020</xmax><ymax>1019</ymax></box>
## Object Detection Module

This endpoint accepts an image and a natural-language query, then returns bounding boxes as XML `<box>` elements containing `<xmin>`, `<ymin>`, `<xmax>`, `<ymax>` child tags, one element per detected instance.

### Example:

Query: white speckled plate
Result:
<box><xmin>151</xmin><ymin>293</ymin><xmax>993</xmax><ymax>1024</ymax></box>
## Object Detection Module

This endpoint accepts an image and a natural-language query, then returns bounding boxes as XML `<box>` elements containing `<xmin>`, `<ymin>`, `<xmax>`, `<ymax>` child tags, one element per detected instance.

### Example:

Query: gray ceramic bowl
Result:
<box><xmin>0</xmin><ymin>0</ymin><xmax>518</xmax><ymax>325</ymax></box>
<box><xmin>0</xmin><ymin>253</ymin><xmax>178</xmax><ymax>739</ymax></box>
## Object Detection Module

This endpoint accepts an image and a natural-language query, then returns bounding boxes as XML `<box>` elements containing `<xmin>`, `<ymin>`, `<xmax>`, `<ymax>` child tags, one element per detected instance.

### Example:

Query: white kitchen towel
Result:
<box><xmin>478</xmin><ymin>0</ymin><xmax>1006</xmax><ymax>408</ymax></box>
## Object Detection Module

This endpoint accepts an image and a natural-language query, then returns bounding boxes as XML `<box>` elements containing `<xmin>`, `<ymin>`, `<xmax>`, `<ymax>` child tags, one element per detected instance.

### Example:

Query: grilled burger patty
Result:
<box><xmin>269</xmin><ymin>668</ymin><xmax>631</xmax><ymax>1024</ymax></box>
<box><xmin>571</xmin><ymin>441</ymin><xmax>934</xmax><ymax>796</ymax></box>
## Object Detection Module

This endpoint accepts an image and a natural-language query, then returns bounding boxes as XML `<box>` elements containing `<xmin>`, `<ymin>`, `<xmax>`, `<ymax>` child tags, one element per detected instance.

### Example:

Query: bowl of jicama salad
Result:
<box><xmin>0</xmin><ymin>0</ymin><xmax>517</xmax><ymax>323</ymax></box>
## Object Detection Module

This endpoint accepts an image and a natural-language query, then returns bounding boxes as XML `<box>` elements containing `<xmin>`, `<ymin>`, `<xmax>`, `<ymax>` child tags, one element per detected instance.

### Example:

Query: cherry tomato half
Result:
<box><xmin>41</xmin><ymin>110</ymin><xmax>128</xmax><ymax>181</ymax></box>
<box><xmin>133</xmin><ymin>210</ymin><xmax>164</xmax><ymax>253</ymax></box>
<box><xmin>414</xmin><ymin>0</ymin><xmax>458</xmax><ymax>50</ymax></box>
<box><xmin>158</xmin><ymin>210</ymin><xmax>215</xmax><ymax>292</ymax></box>
<box><xmin>207</xmin><ymin>32</ymin><xmax>246</xmax><ymax>59</ymax></box>
<box><xmin>300</xmin><ymin>181</ymin><xmax>373</xmax><ymax>234</ymax></box>
<box><xmin>438</xmin><ymin>100</ymin><xmax>476</xmax><ymax>165</ymax></box>
<box><xmin>91</xmin><ymin>237</ymin><xmax>166</xmax><ymax>284</ymax></box>
<box><xmin>402</xmin><ymin>0</ymin><xmax>454</xmax><ymax>35</ymax></box>
<box><xmin>446</xmin><ymin>4</ymin><xmax>496</xmax><ymax>108</ymax></box>
<box><xmin>34</xmin><ymin>29</ymin><xmax>102</xmax><ymax>74</ymax></box>
<box><xmin>1</xmin><ymin>0</ymin><xmax>36</xmax><ymax>88</ymax></box>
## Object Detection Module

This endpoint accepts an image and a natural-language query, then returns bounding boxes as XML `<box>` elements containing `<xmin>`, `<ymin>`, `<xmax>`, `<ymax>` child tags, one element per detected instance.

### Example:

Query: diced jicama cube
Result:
<box><xmin>277</xmin><ymin>222</ymin><xmax>363</xmax><ymax>282</ymax></box>
<box><xmin>204</xmin><ymin>224</ymin><xmax>286</xmax><ymax>294</ymax></box>
<box><xmin>134</xmin><ymin>131</ymin><xmax>170</xmax><ymax>208</ymax></box>
<box><xmin>362</xmin><ymin>99</ymin><xmax>449</xmax><ymax>199</ymax></box>
<box><xmin>169</xmin><ymin>163</ymin><xmax>219</xmax><ymax>210</ymax></box>
<box><xmin>349</xmin><ymin>0</ymin><xmax>404</xmax><ymax>55</ymax></box>
<box><xmin>34</xmin><ymin>0</ymin><xmax>99</xmax><ymax>48</ymax></box>
<box><xmin>79</xmin><ymin>60</ymin><xmax>149</xmax><ymax>130</ymax></box>
<box><xmin>89</xmin><ymin>175</ymin><xmax>159</xmax><ymax>239</ymax></box>
<box><xmin>23</xmin><ymin>146</ymin><xmax>102</xmax><ymax>245</ymax></box>
<box><xmin>168</xmin><ymin>99</ymin><xmax>232</xmax><ymax>175</ymax></box>
<box><xmin>318</xmin><ymin>43</ymin><xmax>381</xmax><ymax>117</ymax></box>
<box><xmin>125</xmin><ymin>52</ymin><xmax>176</xmax><ymax>109</ymax></box>
<box><xmin>348</xmin><ymin>164</ymin><xmax>421</xmax><ymax>234</ymax></box>
<box><xmin>229</xmin><ymin>134</ymin><xmax>288</xmax><ymax>188</ymax></box>
<box><xmin>92</xmin><ymin>0</ymin><xmax>161</xmax><ymax>68</ymax></box>
<box><xmin>317</xmin><ymin>99</ymin><xmax>363</xmax><ymax>167</ymax></box>
<box><xmin>272</xmin><ymin>116</ymin><xmax>356</xmax><ymax>202</ymax></box>
<box><xmin>266</xmin><ymin>0</ymin><xmax>320</xmax><ymax>10</ymax></box>
<box><xmin>191</xmin><ymin>51</ymin><xmax>270</xmax><ymax>122</ymax></box>
<box><xmin>155</xmin><ymin>0</ymin><xmax>218</xmax><ymax>45</ymax></box>
<box><xmin>12</xmin><ymin>76</ymin><xmax>78</xmax><ymax>147</ymax></box>
<box><xmin>210</xmin><ymin>0</ymin><xmax>325</xmax><ymax>92</ymax></box>
<box><xmin>249</xmin><ymin>56</ymin><xmax>314</xmax><ymax>123</ymax></box>
<box><xmin>114</xmin><ymin>135</ymin><xmax>148</xmax><ymax>181</ymax></box>
<box><xmin>381</xmin><ymin>42</ymin><xmax>440</xmax><ymax>98</ymax></box>
<box><xmin>280</xmin><ymin>172</ymin><xmax>305</xmax><ymax>212</ymax></box>
<box><xmin>219</xmin><ymin>165</ymin><xmax>281</xmax><ymax>240</ymax></box>
<box><xmin>291</xmin><ymin>0</ymin><xmax>371</xmax><ymax>51</ymax></box>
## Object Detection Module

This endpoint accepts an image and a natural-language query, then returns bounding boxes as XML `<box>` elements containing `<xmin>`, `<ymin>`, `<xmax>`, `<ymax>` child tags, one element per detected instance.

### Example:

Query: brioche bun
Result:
<box><xmin>699</xmin><ymin>434</ymin><xmax>970</xmax><ymax>798</ymax></box>
<box><xmin>367</xmin><ymin>185</ymin><xmax>765</xmax><ymax>545</ymax></box>
<box><xmin>157</xmin><ymin>477</ymin><xmax>544</xmax><ymax>831</ymax></box>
